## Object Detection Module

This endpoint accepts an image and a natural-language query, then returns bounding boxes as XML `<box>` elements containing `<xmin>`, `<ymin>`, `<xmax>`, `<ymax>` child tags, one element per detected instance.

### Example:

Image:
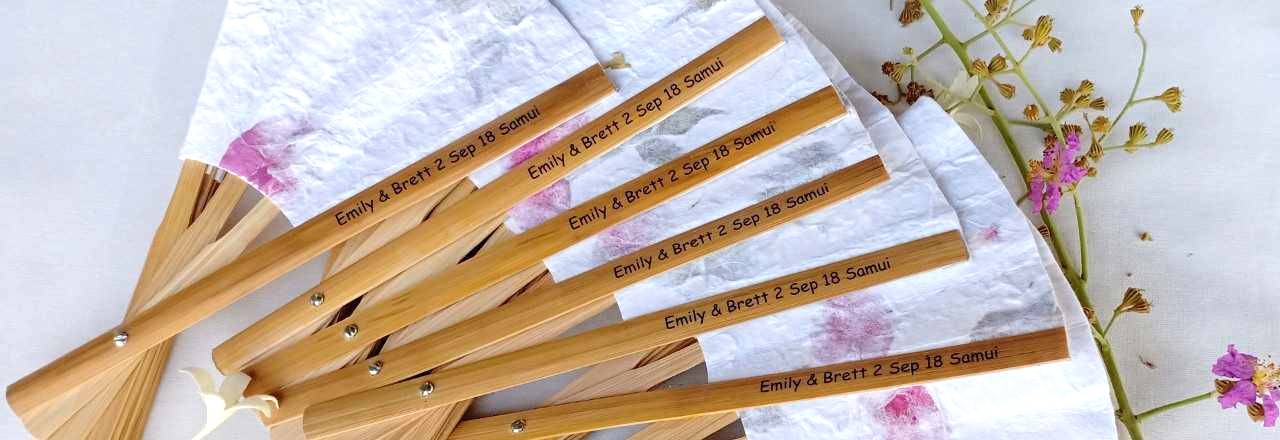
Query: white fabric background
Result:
<box><xmin>0</xmin><ymin>1</ymin><xmax>1276</xmax><ymax>439</ymax></box>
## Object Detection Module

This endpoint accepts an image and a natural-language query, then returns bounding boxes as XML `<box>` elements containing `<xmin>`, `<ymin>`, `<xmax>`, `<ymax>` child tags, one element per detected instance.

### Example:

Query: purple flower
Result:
<box><xmin>1028</xmin><ymin>132</ymin><xmax>1087</xmax><ymax>214</ymax></box>
<box><xmin>1214</xmin><ymin>344</ymin><xmax>1258</xmax><ymax>380</ymax></box>
<box><xmin>1265</xmin><ymin>390</ymin><xmax>1279</xmax><ymax>427</ymax></box>
<box><xmin>1212</xmin><ymin>345</ymin><xmax>1280</xmax><ymax>427</ymax></box>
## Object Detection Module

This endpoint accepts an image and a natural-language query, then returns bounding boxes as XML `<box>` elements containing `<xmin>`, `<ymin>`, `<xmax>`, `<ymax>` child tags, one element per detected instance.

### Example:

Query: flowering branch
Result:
<box><xmin>872</xmin><ymin>1</ymin><xmax>1275</xmax><ymax>438</ymax></box>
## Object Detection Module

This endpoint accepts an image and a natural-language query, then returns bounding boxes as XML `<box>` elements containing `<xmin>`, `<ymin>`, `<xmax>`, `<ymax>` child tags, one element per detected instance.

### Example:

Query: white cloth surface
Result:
<box><xmin>179</xmin><ymin>0</ymin><xmax>595</xmax><ymax>223</ymax></box>
<box><xmin>2</xmin><ymin>1</ymin><xmax>1277</xmax><ymax>439</ymax></box>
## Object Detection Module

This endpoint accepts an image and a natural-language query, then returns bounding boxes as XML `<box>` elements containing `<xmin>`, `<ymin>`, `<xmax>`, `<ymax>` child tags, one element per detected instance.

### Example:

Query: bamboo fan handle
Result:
<box><xmin>448</xmin><ymin>328</ymin><xmax>1070</xmax><ymax>439</ymax></box>
<box><xmin>302</xmin><ymin>230</ymin><xmax>970</xmax><ymax>438</ymax></box>
<box><xmin>211</xmin><ymin>67</ymin><xmax>619</xmax><ymax>374</ymax></box>
<box><xmin>229</xmin><ymin>17</ymin><xmax>787</xmax><ymax>397</ymax></box>
<box><xmin>5</xmin><ymin>65</ymin><xmax>615</xmax><ymax>420</ymax></box>
<box><xmin>266</xmin><ymin>146</ymin><xmax>884</xmax><ymax>427</ymax></box>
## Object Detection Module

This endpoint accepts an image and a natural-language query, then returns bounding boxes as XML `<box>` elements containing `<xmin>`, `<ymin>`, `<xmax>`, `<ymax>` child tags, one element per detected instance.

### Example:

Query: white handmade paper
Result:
<box><xmin>475</xmin><ymin>0</ymin><xmax>918</xmax><ymax>286</ymax></box>
<box><xmin>709</xmin><ymin>5</ymin><xmax>1115</xmax><ymax>438</ymax></box>
<box><xmin>471</xmin><ymin>0</ymin><xmax>786</xmax><ymax>237</ymax></box>
<box><xmin>178</xmin><ymin>0</ymin><xmax>595</xmax><ymax>223</ymax></box>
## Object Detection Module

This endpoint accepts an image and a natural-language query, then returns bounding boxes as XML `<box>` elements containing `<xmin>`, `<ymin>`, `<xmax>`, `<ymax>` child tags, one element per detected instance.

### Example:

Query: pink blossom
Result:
<box><xmin>1028</xmin><ymin>132</ymin><xmax>1086</xmax><ymax>214</ymax></box>
<box><xmin>1214</xmin><ymin>344</ymin><xmax>1259</xmax><ymax>380</ymax></box>
<box><xmin>1212</xmin><ymin>345</ymin><xmax>1280</xmax><ymax>427</ymax></box>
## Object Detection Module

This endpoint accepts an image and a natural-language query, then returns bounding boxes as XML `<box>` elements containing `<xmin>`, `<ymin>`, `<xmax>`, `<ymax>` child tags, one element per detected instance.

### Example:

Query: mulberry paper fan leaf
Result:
<box><xmin>180</xmin><ymin>368</ymin><xmax>278</xmax><ymax>440</ymax></box>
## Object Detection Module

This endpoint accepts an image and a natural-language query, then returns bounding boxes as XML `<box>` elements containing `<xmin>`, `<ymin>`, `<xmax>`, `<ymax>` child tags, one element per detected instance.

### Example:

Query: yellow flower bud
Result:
<box><xmin>1116</xmin><ymin>287</ymin><xmax>1152</xmax><ymax>314</ymax></box>
<box><xmin>1023</xmin><ymin>104</ymin><xmax>1040</xmax><ymax>120</ymax></box>
<box><xmin>998</xmin><ymin>82</ymin><xmax>1016</xmax><ymax>99</ymax></box>
<box><xmin>1131</xmin><ymin>5</ymin><xmax>1145</xmax><ymax>27</ymax></box>
<box><xmin>899</xmin><ymin>0</ymin><xmax>923</xmax><ymax>26</ymax></box>
<box><xmin>1155</xmin><ymin>128</ymin><xmax>1175</xmax><ymax>145</ymax></box>
<box><xmin>988</xmin><ymin>55</ymin><xmax>1008</xmax><ymax>73</ymax></box>
<box><xmin>1159</xmin><ymin>86</ymin><xmax>1183</xmax><ymax>112</ymax></box>
<box><xmin>1248</xmin><ymin>402</ymin><xmax>1266</xmax><ymax>423</ymax></box>
<box><xmin>971</xmin><ymin>58</ymin><xmax>989</xmax><ymax>77</ymax></box>
<box><xmin>1215</xmin><ymin>379</ymin><xmax>1236</xmax><ymax>395</ymax></box>
<box><xmin>1031</xmin><ymin>16</ymin><xmax>1054</xmax><ymax>47</ymax></box>
<box><xmin>1125</xmin><ymin>123</ymin><xmax>1149</xmax><ymax>151</ymax></box>
<box><xmin>1090</xmin><ymin>116</ymin><xmax>1111</xmax><ymax>134</ymax></box>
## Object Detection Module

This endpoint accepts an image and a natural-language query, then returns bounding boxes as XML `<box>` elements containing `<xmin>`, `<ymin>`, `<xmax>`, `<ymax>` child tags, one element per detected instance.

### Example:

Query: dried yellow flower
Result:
<box><xmin>1116</xmin><ymin>287</ymin><xmax>1152</xmax><ymax>314</ymax></box>
<box><xmin>988</xmin><ymin>55</ymin><xmax>1008</xmax><ymax>73</ymax></box>
<box><xmin>1091</xmin><ymin>115</ymin><xmax>1112</xmax><ymax>134</ymax></box>
<box><xmin>1155</xmin><ymin>128</ymin><xmax>1175</xmax><ymax>145</ymax></box>
<box><xmin>1089</xmin><ymin>97</ymin><xmax>1108</xmax><ymax>111</ymax></box>
<box><xmin>1048</xmin><ymin>37</ymin><xmax>1064</xmax><ymax>53</ymax></box>
<box><xmin>985</xmin><ymin>0</ymin><xmax>1010</xmax><ymax>15</ymax></box>
<box><xmin>971</xmin><ymin>58</ymin><xmax>989</xmax><ymax>77</ymax></box>
<box><xmin>1159</xmin><ymin>86</ymin><xmax>1183</xmax><ymax>112</ymax></box>
<box><xmin>1063</xmin><ymin>124</ymin><xmax>1083</xmax><ymax>135</ymax></box>
<box><xmin>1031</xmin><ymin>16</ymin><xmax>1055</xmax><ymax>47</ymax></box>
<box><xmin>984</xmin><ymin>0</ymin><xmax>1010</xmax><ymax>22</ymax></box>
<box><xmin>1088</xmin><ymin>138</ymin><xmax>1104</xmax><ymax>159</ymax></box>
<box><xmin>1060</xmin><ymin>88</ymin><xmax>1075</xmax><ymax>105</ymax></box>
<box><xmin>997</xmin><ymin>82</ymin><xmax>1016</xmax><ymax>99</ymax></box>
<box><xmin>899</xmin><ymin>0</ymin><xmax>923</xmax><ymax>26</ymax></box>
<box><xmin>1022</xmin><ymin>27</ymin><xmax>1034</xmax><ymax>42</ymax></box>
<box><xmin>1139</xmin><ymin>232</ymin><xmax>1153</xmax><ymax>241</ymax></box>
<box><xmin>1131</xmin><ymin>5</ymin><xmax>1145</xmax><ymax>27</ymax></box>
<box><xmin>1216</xmin><ymin>379</ymin><xmax>1236</xmax><ymax>395</ymax></box>
<box><xmin>1037</xmin><ymin>224</ymin><xmax>1051</xmax><ymax>241</ymax></box>
<box><xmin>1028</xmin><ymin>159</ymin><xmax>1044</xmax><ymax>176</ymax></box>
<box><xmin>1249</xmin><ymin>402</ymin><xmax>1266</xmax><ymax>423</ymax></box>
<box><xmin>1023</xmin><ymin>104</ymin><xmax>1040</xmax><ymax>120</ymax></box>
<box><xmin>1077</xmin><ymin>80</ymin><xmax>1095</xmax><ymax>98</ymax></box>
<box><xmin>1126</xmin><ymin>123</ymin><xmax>1149</xmax><ymax>151</ymax></box>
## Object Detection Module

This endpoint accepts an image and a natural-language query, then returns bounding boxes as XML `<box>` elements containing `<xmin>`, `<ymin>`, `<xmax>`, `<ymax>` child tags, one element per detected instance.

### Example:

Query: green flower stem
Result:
<box><xmin>1135</xmin><ymin>392</ymin><xmax>1215</xmax><ymax>422</ymax></box>
<box><xmin>919</xmin><ymin>2</ymin><xmax>1143</xmax><ymax>439</ymax></box>
<box><xmin>1073</xmin><ymin>191</ymin><xmax>1088</xmax><ymax>281</ymax></box>
<box><xmin>1104</xmin><ymin>23</ymin><xmax>1150</xmax><ymax>146</ymax></box>
<box><xmin>1009</xmin><ymin>118</ymin><xmax>1051</xmax><ymax>129</ymax></box>
<box><xmin>918</xmin><ymin>0</ymin><xmax>1038</xmax><ymax>59</ymax></box>
<box><xmin>1101</xmin><ymin>310</ymin><xmax>1120</xmax><ymax>337</ymax></box>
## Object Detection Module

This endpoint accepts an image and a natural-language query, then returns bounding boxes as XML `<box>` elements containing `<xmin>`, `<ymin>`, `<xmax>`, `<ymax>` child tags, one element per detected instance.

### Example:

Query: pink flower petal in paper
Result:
<box><xmin>503</xmin><ymin>115</ymin><xmax>589</xmax><ymax>231</ymax></box>
<box><xmin>594</xmin><ymin>214</ymin><xmax>659</xmax><ymax>260</ymax></box>
<box><xmin>980</xmin><ymin>224</ymin><xmax>1000</xmax><ymax>241</ymax></box>
<box><xmin>505</xmin><ymin>114</ymin><xmax>588</xmax><ymax>170</ymax></box>
<box><xmin>218</xmin><ymin>116</ymin><xmax>311</xmax><ymax>196</ymax></box>
<box><xmin>507</xmin><ymin>179</ymin><xmax>571</xmax><ymax>231</ymax></box>
<box><xmin>811</xmin><ymin>294</ymin><xmax>894</xmax><ymax>364</ymax></box>
<box><xmin>879</xmin><ymin>386</ymin><xmax>950</xmax><ymax>440</ymax></box>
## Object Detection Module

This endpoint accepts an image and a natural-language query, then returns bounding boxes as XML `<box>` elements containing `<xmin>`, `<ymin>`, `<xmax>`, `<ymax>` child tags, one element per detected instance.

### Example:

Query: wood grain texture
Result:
<box><xmin>627</xmin><ymin>411</ymin><xmax>739</xmax><ymax>440</ymax></box>
<box><xmin>447</xmin><ymin>328</ymin><xmax>1070</xmax><ymax>439</ymax></box>
<box><xmin>303</xmin><ymin>230</ymin><xmax>969</xmax><ymax>438</ymax></box>
<box><xmin>122</xmin><ymin>160</ymin><xmax>206</xmax><ymax>316</ymax></box>
<box><xmin>237</xmin><ymin>22</ymin><xmax>788</xmax><ymax>397</ymax></box>
<box><xmin>6</xmin><ymin>66</ymin><xmax>614</xmax><ymax>420</ymax></box>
